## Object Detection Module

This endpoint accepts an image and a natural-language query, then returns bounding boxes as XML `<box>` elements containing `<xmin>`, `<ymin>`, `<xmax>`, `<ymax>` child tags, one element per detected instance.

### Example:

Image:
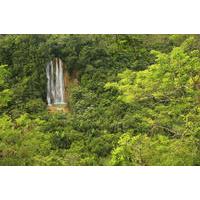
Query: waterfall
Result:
<box><xmin>59</xmin><ymin>58</ymin><xmax>64</xmax><ymax>103</ymax></box>
<box><xmin>46</xmin><ymin>58</ymin><xmax>65</xmax><ymax>105</ymax></box>
<box><xmin>55</xmin><ymin>58</ymin><xmax>59</xmax><ymax>103</ymax></box>
<box><xmin>46</xmin><ymin>63</ymin><xmax>51</xmax><ymax>105</ymax></box>
<box><xmin>50</xmin><ymin>61</ymin><xmax>55</xmax><ymax>102</ymax></box>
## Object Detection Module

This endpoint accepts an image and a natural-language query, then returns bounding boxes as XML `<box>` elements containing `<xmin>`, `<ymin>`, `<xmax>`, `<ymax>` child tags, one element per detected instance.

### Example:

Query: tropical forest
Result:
<box><xmin>0</xmin><ymin>34</ymin><xmax>199</xmax><ymax>166</ymax></box>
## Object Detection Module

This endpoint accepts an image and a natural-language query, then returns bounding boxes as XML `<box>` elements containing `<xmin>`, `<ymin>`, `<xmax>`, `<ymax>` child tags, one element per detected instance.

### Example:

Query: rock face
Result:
<box><xmin>47</xmin><ymin>104</ymin><xmax>70</xmax><ymax>113</ymax></box>
<box><xmin>46</xmin><ymin>58</ymin><xmax>78</xmax><ymax>112</ymax></box>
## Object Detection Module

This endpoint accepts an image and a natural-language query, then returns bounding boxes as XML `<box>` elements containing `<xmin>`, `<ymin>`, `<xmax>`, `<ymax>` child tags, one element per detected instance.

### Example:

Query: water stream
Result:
<box><xmin>46</xmin><ymin>58</ymin><xmax>65</xmax><ymax>105</ymax></box>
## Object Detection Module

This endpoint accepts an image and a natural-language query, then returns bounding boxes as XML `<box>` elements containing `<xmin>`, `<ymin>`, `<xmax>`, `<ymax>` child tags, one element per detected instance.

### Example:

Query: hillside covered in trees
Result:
<box><xmin>0</xmin><ymin>34</ymin><xmax>199</xmax><ymax>166</ymax></box>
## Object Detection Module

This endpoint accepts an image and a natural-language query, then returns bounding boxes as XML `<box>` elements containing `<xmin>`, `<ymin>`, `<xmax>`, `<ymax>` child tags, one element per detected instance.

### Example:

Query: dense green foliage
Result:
<box><xmin>0</xmin><ymin>34</ymin><xmax>199</xmax><ymax>165</ymax></box>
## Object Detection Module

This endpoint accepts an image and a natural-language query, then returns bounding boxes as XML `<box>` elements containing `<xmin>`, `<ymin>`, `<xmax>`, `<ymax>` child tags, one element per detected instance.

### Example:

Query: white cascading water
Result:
<box><xmin>59</xmin><ymin>58</ymin><xmax>65</xmax><ymax>103</ymax></box>
<box><xmin>46</xmin><ymin>58</ymin><xmax>65</xmax><ymax>105</ymax></box>
<box><xmin>46</xmin><ymin>62</ymin><xmax>51</xmax><ymax>105</ymax></box>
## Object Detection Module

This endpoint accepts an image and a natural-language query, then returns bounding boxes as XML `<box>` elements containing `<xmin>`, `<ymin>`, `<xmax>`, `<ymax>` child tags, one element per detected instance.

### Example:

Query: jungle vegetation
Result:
<box><xmin>0</xmin><ymin>34</ymin><xmax>199</xmax><ymax>165</ymax></box>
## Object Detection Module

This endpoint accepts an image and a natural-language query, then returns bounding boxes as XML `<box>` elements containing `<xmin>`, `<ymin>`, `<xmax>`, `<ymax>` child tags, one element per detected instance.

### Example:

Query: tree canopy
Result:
<box><xmin>0</xmin><ymin>34</ymin><xmax>199</xmax><ymax>165</ymax></box>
